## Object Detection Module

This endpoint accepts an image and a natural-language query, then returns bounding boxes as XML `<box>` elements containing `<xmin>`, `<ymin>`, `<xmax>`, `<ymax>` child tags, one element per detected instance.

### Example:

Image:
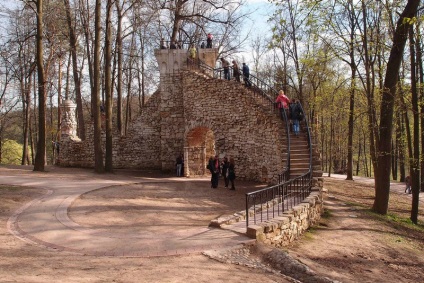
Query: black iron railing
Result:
<box><xmin>196</xmin><ymin>61</ymin><xmax>292</xmax><ymax>180</ymax></box>
<box><xmin>245</xmin><ymin>171</ymin><xmax>312</xmax><ymax>227</ymax></box>
<box><xmin>245</xmin><ymin>100</ymin><xmax>313</xmax><ymax>227</ymax></box>
<box><xmin>193</xmin><ymin>60</ymin><xmax>312</xmax><ymax>227</ymax></box>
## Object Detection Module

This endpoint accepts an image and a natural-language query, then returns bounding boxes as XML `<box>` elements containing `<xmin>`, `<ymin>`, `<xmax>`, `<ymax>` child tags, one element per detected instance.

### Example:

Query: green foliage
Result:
<box><xmin>1</xmin><ymin>140</ymin><xmax>23</xmax><ymax>165</ymax></box>
<box><xmin>402</xmin><ymin>16</ymin><xmax>417</xmax><ymax>25</ymax></box>
<box><xmin>321</xmin><ymin>208</ymin><xmax>332</xmax><ymax>219</ymax></box>
<box><xmin>364</xmin><ymin>209</ymin><xmax>424</xmax><ymax>230</ymax></box>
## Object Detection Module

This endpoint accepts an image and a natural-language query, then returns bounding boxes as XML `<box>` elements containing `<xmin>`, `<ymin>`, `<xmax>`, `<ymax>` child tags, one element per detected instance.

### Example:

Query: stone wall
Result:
<box><xmin>181</xmin><ymin>70</ymin><xmax>286</xmax><ymax>181</ymax></box>
<box><xmin>245</xmin><ymin>186</ymin><xmax>324</xmax><ymax>247</ymax></box>
<box><xmin>58</xmin><ymin>70</ymin><xmax>286</xmax><ymax>182</ymax></box>
<box><xmin>58</xmin><ymin>90</ymin><xmax>162</xmax><ymax>169</ymax></box>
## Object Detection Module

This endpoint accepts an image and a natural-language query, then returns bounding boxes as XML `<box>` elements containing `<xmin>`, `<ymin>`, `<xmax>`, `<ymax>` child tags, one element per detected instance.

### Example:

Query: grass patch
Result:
<box><xmin>321</xmin><ymin>208</ymin><xmax>332</xmax><ymax>219</ymax></box>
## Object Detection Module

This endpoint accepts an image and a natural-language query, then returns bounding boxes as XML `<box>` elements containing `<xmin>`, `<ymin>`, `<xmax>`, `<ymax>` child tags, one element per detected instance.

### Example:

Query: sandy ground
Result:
<box><xmin>0</xmin><ymin>166</ymin><xmax>423</xmax><ymax>282</ymax></box>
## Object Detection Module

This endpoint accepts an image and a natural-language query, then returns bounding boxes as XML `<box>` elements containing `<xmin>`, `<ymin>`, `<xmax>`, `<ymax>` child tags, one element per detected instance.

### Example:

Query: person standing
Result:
<box><xmin>289</xmin><ymin>99</ymin><xmax>303</xmax><ymax>136</ymax></box>
<box><xmin>221</xmin><ymin>157</ymin><xmax>230</xmax><ymax>188</ymax></box>
<box><xmin>189</xmin><ymin>45</ymin><xmax>196</xmax><ymax>58</ymax></box>
<box><xmin>242</xmin><ymin>63</ymin><xmax>251</xmax><ymax>87</ymax></box>
<box><xmin>221</xmin><ymin>58</ymin><xmax>230</xmax><ymax>80</ymax></box>
<box><xmin>206</xmin><ymin>33</ymin><xmax>213</xmax><ymax>48</ymax></box>
<box><xmin>275</xmin><ymin>90</ymin><xmax>290</xmax><ymax>121</ymax></box>
<box><xmin>405</xmin><ymin>175</ymin><xmax>412</xmax><ymax>194</ymax></box>
<box><xmin>232</xmin><ymin>60</ymin><xmax>241</xmax><ymax>82</ymax></box>
<box><xmin>176</xmin><ymin>154</ymin><xmax>183</xmax><ymax>176</ymax></box>
<box><xmin>207</xmin><ymin>156</ymin><xmax>214</xmax><ymax>187</ymax></box>
<box><xmin>160</xmin><ymin>38</ymin><xmax>167</xmax><ymax>49</ymax></box>
<box><xmin>208</xmin><ymin>155</ymin><xmax>220</xmax><ymax>188</ymax></box>
<box><xmin>228</xmin><ymin>157</ymin><xmax>236</xmax><ymax>190</ymax></box>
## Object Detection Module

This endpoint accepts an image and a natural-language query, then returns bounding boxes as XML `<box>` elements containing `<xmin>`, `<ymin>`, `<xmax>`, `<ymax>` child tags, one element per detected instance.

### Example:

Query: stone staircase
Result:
<box><xmin>288</xmin><ymin>130</ymin><xmax>310</xmax><ymax>179</ymax></box>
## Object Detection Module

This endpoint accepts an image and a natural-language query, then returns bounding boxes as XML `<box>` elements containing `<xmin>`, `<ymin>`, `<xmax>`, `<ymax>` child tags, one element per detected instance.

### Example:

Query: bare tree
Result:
<box><xmin>63</xmin><ymin>0</ymin><xmax>86</xmax><ymax>140</ymax></box>
<box><xmin>104</xmin><ymin>0</ymin><xmax>113</xmax><ymax>172</ymax></box>
<box><xmin>92</xmin><ymin>0</ymin><xmax>104</xmax><ymax>173</ymax></box>
<box><xmin>33</xmin><ymin>0</ymin><xmax>46</xmax><ymax>171</ymax></box>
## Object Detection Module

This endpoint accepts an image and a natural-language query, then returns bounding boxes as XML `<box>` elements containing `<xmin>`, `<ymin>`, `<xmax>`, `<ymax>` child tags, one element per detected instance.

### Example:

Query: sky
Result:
<box><xmin>243</xmin><ymin>0</ymin><xmax>275</xmax><ymax>38</ymax></box>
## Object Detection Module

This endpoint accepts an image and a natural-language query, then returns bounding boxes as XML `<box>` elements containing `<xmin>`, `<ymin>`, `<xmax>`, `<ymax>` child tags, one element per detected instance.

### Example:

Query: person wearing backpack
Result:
<box><xmin>290</xmin><ymin>99</ymin><xmax>303</xmax><ymax>136</ymax></box>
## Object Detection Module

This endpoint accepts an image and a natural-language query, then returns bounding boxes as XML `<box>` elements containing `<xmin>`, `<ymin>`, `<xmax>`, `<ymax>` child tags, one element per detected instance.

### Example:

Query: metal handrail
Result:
<box><xmin>195</xmin><ymin>60</ymin><xmax>291</xmax><ymax>181</ymax></box>
<box><xmin>192</xmin><ymin>59</ymin><xmax>312</xmax><ymax>227</ymax></box>
<box><xmin>245</xmin><ymin>101</ymin><xmax>313</xmax><ymax>227</ymax></box>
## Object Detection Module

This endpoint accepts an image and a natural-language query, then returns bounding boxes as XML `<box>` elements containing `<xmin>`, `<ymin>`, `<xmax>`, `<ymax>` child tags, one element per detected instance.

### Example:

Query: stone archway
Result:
<box><xmin>184</xmin><ymin>127</ymin><xmax>215</xmax><ymax>177</ymax></box>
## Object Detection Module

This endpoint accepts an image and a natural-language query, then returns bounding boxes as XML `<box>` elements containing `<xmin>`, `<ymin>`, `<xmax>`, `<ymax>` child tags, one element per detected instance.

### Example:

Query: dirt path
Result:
<box><xmin>0</xmin><ymin>166</ymin><xmax>423</xmax><ymax>282</ymax></box>
<box><xmin>283</xmin><ymin>177</ymin><xmax>424</xmax><ymax>283</ymax></box>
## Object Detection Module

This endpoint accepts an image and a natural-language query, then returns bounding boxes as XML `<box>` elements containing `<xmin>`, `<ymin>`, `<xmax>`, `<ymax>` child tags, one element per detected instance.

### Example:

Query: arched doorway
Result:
<box><xmin>184</xmin><ymin>127</ymin><xmax>215</xmax><ymax>177</ymax></box>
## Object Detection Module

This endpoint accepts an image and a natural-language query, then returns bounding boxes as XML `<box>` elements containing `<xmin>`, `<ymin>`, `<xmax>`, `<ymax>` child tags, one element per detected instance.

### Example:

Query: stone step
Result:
<box><xmin>291</xmin><ymin>154</ymin><xmax>309</xmax><ymax>158</ymax></box>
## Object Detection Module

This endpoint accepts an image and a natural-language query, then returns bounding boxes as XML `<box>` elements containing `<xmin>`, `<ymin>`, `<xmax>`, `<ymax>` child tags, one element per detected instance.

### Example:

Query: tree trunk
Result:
<box><xmin>356</xmin><ymin>135</ymin><xmax>361</xmax><ymax>176</ymax></box>
<box><xmin>21</xmin><ymin>74</ymin><xmax>32</xmax><ymax>165</ymax></box>
<box><xmin>170</xmin><ymin>1</ymin><xmax>184</xmax><ymax>43</ymax></box>
<box><xmin>104</xmin><ymin>0</ymin><xmax>113</xmax><ymax>172</ymax></box>
<box><xmin>64</xmin><ymin>0</ymin><xmax>85</xmax><ymax>140</ymax></box>
<box><xmin>115</xmin><ymin>1</ymin><xmax>123</xmax><ymax>136</ymax></box>
<box><xmin>417</xmin><ymin>22</ymin><xmax>424</xmax><ymax>193</ymax></box>
<box><xmin>80</xmin><ymin>0</ymin><xmax>95</xmax><ymax>98</ymax></box>
<box><xmin>373</xmin><ymin>0</ymin><xmax>420</xmax><ymax>214</ymax></box>
<box><xmin>408</xmin><ymin>25</ymin><xmax>419</xmax><ymax>224</ymax></box>
<box><xmin>34</xmin><ymin>0</ymin><xmax>46</xmax><ymax>172</ymax></box>
<box><xmin>93</xmin><ymin>0</ymin><xmax>104</xmax><ymax>173</ymax></box>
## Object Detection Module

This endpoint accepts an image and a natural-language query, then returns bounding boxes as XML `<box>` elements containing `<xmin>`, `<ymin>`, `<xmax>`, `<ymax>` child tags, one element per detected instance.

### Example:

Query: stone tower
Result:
<box><xmin>154</xmin><ymin>47</ymin><xmax>218</xmax><ymax>171</ymax></box>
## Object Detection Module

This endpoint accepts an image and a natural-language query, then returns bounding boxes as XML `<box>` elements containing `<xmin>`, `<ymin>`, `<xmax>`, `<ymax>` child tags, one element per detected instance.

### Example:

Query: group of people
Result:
<box><xmin>219</xmin><ymin>58</ymin><xmax>252</xmax><ymax>87</ymax></box>
<box><xmin>275</xmin><ymin>90</ymin><xmax>304</xmax><ymax>136</ymax></box>
<box><xmin>160</xmin><ymin>33</ymin><xmax>214</xmax><ymax>50</ymax></box>
<box><xmin>207</xmin><ymin>155</ymin><xmax>236</xmax><ymax>190</ymax></box>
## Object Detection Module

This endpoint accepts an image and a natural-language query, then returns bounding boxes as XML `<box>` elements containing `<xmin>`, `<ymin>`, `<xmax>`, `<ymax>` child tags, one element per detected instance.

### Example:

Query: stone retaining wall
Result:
<box><xmin>246</xmin><ymin>183</ymin><xmax>324</xmax><ymax>247</ymax></box>
<box><xmin>209</xmin><ymin>176</ymin><xmax>324</xmax><ymax>247</ymax></box>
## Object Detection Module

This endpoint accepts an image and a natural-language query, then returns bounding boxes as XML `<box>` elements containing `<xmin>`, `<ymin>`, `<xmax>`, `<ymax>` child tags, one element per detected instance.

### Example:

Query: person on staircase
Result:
<box><xmin>242</xmin><ymin>63</ymin><xmax>252</xmax><ymax>87</ymax></box>
<box><xmin>232</xmin><ymin>60</ymin><xmax>241</xmax><ymax>82</ymax></box>
<box><xmin>290</xmin><ymin>98</ymin><xmax>303</xmax><ymax>136</ymax></box>
<box><xmin>275</xmin><ymin>90</ymin><xmax>290</xmax><ymax>121</ymax></box>
<box><xmin>221</xmin><ymin>58</ymin><xmax>231</xmax><ymax>80</ymax></box>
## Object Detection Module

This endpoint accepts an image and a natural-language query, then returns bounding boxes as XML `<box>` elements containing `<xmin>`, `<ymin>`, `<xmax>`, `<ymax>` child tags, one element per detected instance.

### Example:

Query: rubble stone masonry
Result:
<box><xmin>58</xmin><ymin>48</ymin><xmax>288</xmax><ymax>182</ymax></box>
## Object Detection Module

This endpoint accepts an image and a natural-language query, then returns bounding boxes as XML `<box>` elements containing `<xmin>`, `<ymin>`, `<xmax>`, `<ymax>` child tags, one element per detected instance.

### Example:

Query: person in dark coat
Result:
<box><xmin>242</xmin><ymin>63</ymin><xmax>251</xmax><ymax>87</ymax></box>
<box><xmin>176</xmin><ymin>154</ymin><xmax>183</xmax><ymax>176</ymax></box>
<box><xmin>206</xmin><ymin>33</ymin><xmax>213</xmax><ymax>48</ymax></box>
<box><xmin>232</xmin><ymin>60</ymin><xmax>241</xmax><ymax>82</ymax></box>
<box><xmin>228</xmin><ymin>157</ymin><xmax>236</xmax><ymax>190</ymax></box>
<box><xmin>208</xmin><ymin>155</ymin><xmax>220</xmax><ymax>188</ymax></box>
<box><xmin>289</xmin><ymin>99</ymin><xmax>303</xmax><ymax>136</ymax></box>
<box><xmin>221</xmin><ymin>156</ymin><xmax>230</xmax><ymax>188</ymax></box>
